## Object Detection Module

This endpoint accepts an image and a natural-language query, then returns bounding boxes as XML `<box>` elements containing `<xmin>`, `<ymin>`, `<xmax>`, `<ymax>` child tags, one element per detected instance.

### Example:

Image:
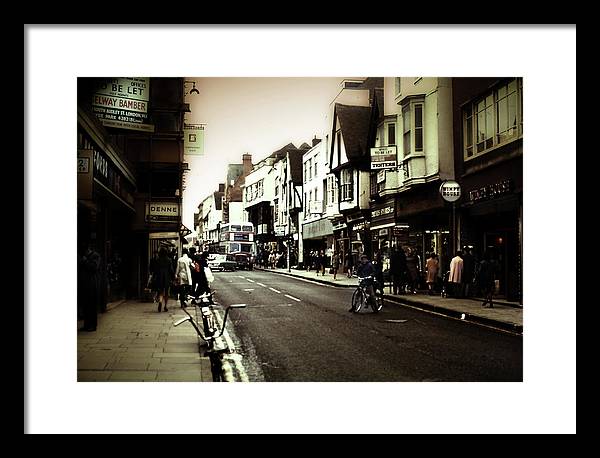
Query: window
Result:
<box><xmin>274</xmin><ymin>200</ymin><xmax>278</xmax><ymax>223</ymax></box>
<box><xmin>388</xmin><ymin>123</ymin><xmax>396</xmax><ymax>146</ymax></box>
<box><xmin>402</xmin><ymin>106</ymin><xmax>411</xmax><ymax>155</ymax></box>
<box><xmin>462</xmin><ymin>78</ymin><xmax>523</xmax><ymax>159</ymax></box>
<box><xmin>308</xmin><ymin>158</ymin><xmax>312</xmax><ymax>180</ymax></box>
<box><xmin>304</xmin><ymin>162</ymin><xmax>307</xmax><ymax>183</ymax></box>
<box><xmin>314</xmin><ymin>157</ymin><xmax>318</xmax><ymax>178</ymax></box>
<box><xmin>340</xmin><ymin>169</ymin><xmax>354</xmax><ymax>201</ymax></box>
<box><xmin>327</xmin><ymin>176</ymin><xmax>337</xmax><ymax>205</ymax></box>
<box><xmin>395</xmin><ymin>77</ymin><xmax>401</xmax><ymax>96</ymax></box>
<box><xmin>336</xmin><ymin>131</ymin><xmax>341</xmax><ymax>164</ymax></box>
<box><xmin>402</xmin><ymin>100</ymin><xmax>424</xmax><ymax>156</ymax></box>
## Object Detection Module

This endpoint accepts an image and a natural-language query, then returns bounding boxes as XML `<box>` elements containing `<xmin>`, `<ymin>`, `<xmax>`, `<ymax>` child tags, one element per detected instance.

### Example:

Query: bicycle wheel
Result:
<box><xmin>372</xmin><ymin>292</ymin><xmax>384</xmax><ymax>313</ymax></box>
<box><xmin>351</xmin><ymin>288</ymin><xmax>365</xmax><ymax>313</ymax></box>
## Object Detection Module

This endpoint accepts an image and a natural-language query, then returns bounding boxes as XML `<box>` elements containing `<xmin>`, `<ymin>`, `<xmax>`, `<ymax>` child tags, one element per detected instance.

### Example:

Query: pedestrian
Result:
<box><xmin>425</xmin><ymin>252</ymin><xmax>439</xmax><ymax>295</ymax></box>
<box><xmin>346</xmin><ymin>251</ymin><xmax>355</xmax><ymax>278</ymax></box>
<box><xmin>477</xmin><ymin>250</ymin><xmax>499</xmax><ymax>308</ymax></box>
<box><xmin>389</xmin><ymin>245</ymin><xmax>407</xmax><ymax>294</ymax></box>
<box><xmin>154</xmin><ymin>246</ymin><xmax>174</xmax><ymax>312</ymax></box>
<box><xmin>318</xmin><ymin>250</ymin><xmax>326</xmax><ymax>276</ymax></box>
<box><xmin>193</xmin><ymin>250</ymin><xmax>212</xmax><ymax>304</ymax></box>
<box><xmin>175</xmin><ymin>248</ymin><xmax>193</xmax><ymax>308</ymax></box>
<box><xmin>449</xmin><ymin>250</ymin><xmax>464</xmax><ymax>298</ymax></box>
<box><xmin>78</xmin><ymin>240</ymin><xmax>103</xmax><ymax>332</ymax></box>
<box><xmin>373</xmin><ymin>251</ymin><xmax>385</xmax><ymax>296</ymax></box>
<box><xmin>405</xmin><ymin>247</ymin><xmax>420</xmax><ymax>294</ymax></box>
<box><xmin>148</xmin><ymin>250</ymin><xmax>159</xmax><ymax>303</ymax></box>
<box><xmin>331</xmin><ymin>250</ymin><xmax>340</xmax><ymax>280</ymax></box>
<box><xmin>461</xmin><ymin>247</ymin><xmax>475</xmax><ymax>298</ymax></box>
<box><xmin>188</xmin><ymin>247</ymin><xmax>201</xmax><ymax>300</ymax></box>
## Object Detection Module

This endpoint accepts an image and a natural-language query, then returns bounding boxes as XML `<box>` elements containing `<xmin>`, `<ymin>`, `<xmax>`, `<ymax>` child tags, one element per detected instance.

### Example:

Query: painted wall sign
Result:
<box><xmin>371</xmin><ymin>206</ymin><xmax>394</xmax><ymax>218</ymax></box>
<box><xmin>468</xmin><ymin>179</ymin><xmax>513</xmax><ymax>202</ymax></box>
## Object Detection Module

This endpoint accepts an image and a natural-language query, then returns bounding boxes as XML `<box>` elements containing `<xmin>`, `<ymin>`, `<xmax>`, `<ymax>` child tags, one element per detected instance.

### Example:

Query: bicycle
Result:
<box><xmin>350</xmin><ymin>275</ymin><xmax>384</xmax><ymax>313</ymax></box>
<box><xmin>174</xmin><ymin>291</ymin><xmax>246</xmax><ymax>381</ymax></box>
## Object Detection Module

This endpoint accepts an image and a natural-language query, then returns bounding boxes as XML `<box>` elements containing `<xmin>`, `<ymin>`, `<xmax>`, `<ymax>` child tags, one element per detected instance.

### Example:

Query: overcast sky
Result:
<box><xmin>181</xmin><ymin>77</ymin><xmax>347</xmax><ymax>228</ymax></box>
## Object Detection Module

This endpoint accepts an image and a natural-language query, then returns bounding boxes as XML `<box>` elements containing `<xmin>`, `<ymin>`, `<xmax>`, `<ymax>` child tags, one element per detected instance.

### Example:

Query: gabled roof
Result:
<box><xmin>287</xmin><ymin>149</ymin><xmax>305</xmax><ymax>184</ymax></box>
<box><xmin>213</xmin><ymin>191</ymin><xmax>224</xmax><ymax>210</ymax></box>
<box><xmin>334</xmin><ymin>103</ymin><xmax>372</xmax><ymax>160</ymax></box>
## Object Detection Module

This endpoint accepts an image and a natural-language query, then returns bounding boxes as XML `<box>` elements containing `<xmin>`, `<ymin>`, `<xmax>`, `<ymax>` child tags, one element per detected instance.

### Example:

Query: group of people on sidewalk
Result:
<box><xmin>148</xmin><ymin>247</ymin><xmax>213</xmax><ymax>312</ymax></box>
<box><xmin>345</xmin><ymin>246</ymin><xmax>500</xmax><ymax>309</ymax></box>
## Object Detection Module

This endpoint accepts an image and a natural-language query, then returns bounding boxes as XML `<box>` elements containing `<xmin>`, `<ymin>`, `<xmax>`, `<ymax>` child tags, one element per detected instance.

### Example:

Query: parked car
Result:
<box><xmin>207</xmin><ymin>254</ymin><xmax>237</xmax><ymax>272</ymax></box>
<box><xmin>233</xmin><ymin>252</ymin><xmax>254</xmax><ymax>270</ymax></box>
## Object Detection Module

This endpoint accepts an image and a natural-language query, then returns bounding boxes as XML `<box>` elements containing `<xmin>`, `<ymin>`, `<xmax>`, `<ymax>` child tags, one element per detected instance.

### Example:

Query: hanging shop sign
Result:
<box><xmin>439</xmin><ymin>180</ymin><xmax>462</xmax><ymax>202</ymax></box>
<box><xmin>184</xmin><ymin>123</ymin><xmax>206</xmax><ymax>156</ymax></box>
<box><xmin>309</xmin><ymin>201</ymin><xmax>323</xmax><ymax>215</ymax></box>
<box><xmin>77</xmin><ymin>149</ymin><xmax>93</xmax><ymax>200</ymax></box>
<box><xmin>468</xmin><ymin>179</ymin><xmax>513</xmax><ymax>203</ymax></box>
<box><xmin>370</xmin><ymin>146</ymin><xmax>398</xmax><ymax>170</ymax></box>
<box><xmin>146</xmin><ymin>201</ymin><xmax>180</xmax><ymax>223</ymax></box>
<box><xmin>92</xmin><ymin>77</ymin><xmax>154</xmax><ymax>132</ymax></box>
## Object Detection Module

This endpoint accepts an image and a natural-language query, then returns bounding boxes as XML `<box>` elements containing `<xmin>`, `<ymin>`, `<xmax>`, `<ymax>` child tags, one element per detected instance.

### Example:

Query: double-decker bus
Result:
<box><xmin>217</xmin><ymin>222</ymin><xmax>255</xmax><ymax>254</ymax></box>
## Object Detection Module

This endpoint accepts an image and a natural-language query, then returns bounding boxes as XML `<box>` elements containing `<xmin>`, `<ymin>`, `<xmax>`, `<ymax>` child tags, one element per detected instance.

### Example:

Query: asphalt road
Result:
<box><xmin>212</xmin><ymin>269</ymin><xmax>523</xmax><ymax>382</ymax></box>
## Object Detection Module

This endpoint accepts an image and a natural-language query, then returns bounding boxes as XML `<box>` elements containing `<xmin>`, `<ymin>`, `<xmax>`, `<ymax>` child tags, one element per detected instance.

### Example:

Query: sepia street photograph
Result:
<box><xmin>26</xmin><ymin>25</ymin><xmax>576</xmax><ymax>434</ymax></box>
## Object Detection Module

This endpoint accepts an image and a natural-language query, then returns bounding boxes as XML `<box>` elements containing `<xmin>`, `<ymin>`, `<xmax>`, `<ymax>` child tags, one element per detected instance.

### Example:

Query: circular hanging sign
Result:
<box><xmin>439</xmin><ymin>180</ymin><xmax>462</xmax><ymax>202</ymax></box>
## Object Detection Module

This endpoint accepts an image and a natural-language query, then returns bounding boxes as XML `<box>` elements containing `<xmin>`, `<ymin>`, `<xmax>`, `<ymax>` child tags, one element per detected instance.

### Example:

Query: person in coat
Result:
<box><xmin>175</xmin><ymin>248</ymin><xmax>193</xmax><ymax>308</ymax></box>
<box><xmin>331</xmin><ymin>251</ymin><xmax>340</xmax><ymax>280</ymax></box>
<box><xmin>405</xmin><ymin>247</ymin><xmax>420</xmax><ymax>294</ymax></box>
<box><xmin>425</xmin><ymin>252</ymin><xmax>440</xmax><ymax>295</ymax></box>
<box><xmin>477</xmin><ymin>250</ymin><xmax>499</xmax><ymax>308</ymax></box>
<box><xmin>461</xmin><ymin>247</ymin><xmax>475</xmax><ymax>298</ymax></box>
<box><xmin>449</xmin><ymin>250</ymin><xmax>464</xmax><ymax>298</ymax></box>
<box><xmin>389</xmin><ymin>246</ymin><xmax>407</xmax><ymax>294</ymax></box>
<box><xmin>372</xmin><ymin>251</ymin><xmax>385</xmax><ymax>296</ymax></box>
<box><xmin>154</xmin><ymin>247</ymin><xmax>174</xmax><ymax>312</ymax></box>
<box><xmin>78</xmin><ymin>241</ymin><xmax>103</xmax><ymax>332</ymax></box>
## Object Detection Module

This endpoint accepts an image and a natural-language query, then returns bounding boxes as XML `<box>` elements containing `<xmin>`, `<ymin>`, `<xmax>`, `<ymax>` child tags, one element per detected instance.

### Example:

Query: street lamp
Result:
<box><xmin>184</xmin><ymin>80</ymin><xmax>199</xmax><ymax>96</ymax></box>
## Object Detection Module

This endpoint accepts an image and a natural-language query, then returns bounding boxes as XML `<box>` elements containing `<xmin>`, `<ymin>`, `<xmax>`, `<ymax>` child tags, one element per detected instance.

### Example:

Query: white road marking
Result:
<box><xmin>237</xmin><ymin>276</ymin><xmax>246</xmax><ymax>279</ymax></box>
<box><xmin>269</xmin><ymin>287</ymin><xmax>281</xmax><ymax>294</ymax></box>
<box><xmin>243</xmin><ymin>289</ymin><xmax>255</xmax><ymax>292</ymax></box>
<box><xmin>284</xmin><ymin>294</ymin><xmax>301</xmax><ymax>302</ymax></box>
<box><xmin>212</xmin><ymin>309</ymin><xmax>249</xmax><ymax>382</ymax></box>
<box><xmin>246</xmin><ymin>278</ymin><xmax>255</xmax><ymax>283</ymax></box>
<box><xmin>256</xmin><ymin>282</ymin><xmax>267</xmax><ymax>287</ymax></box>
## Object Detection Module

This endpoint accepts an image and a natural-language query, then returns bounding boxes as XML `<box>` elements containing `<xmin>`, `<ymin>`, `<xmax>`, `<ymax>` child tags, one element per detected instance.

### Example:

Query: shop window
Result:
<box><xmin>340</xmin><ymin>169</ymin><xmax>354</xmax><ymax>201</ymax></box>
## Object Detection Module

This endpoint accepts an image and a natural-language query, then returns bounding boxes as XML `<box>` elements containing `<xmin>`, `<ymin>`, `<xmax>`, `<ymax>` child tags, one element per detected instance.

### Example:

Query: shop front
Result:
<box><xmin>395</xmin><ymin>181</ymin><xmax>451</xmax><ymax>276</ymax></box>
<box><xmin>459</xmin><ymin>163</ymin><xmax>523</xmax><ymax>303</ymax></box>
<box><xmin>78</xmin><ymin>115</ymin><xmax>137</xmax><ymax>303</ymax></box>
<box><xmin>302</xmin><ymin>218</ymin><xmax>334</xmax><ymax>269</ymax></box>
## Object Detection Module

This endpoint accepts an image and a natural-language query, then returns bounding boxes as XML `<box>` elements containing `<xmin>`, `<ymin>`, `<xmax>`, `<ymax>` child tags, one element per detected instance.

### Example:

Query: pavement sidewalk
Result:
<box><xmin>255</xmin><ymin>266</ymin><xmax>523</xmax><ymax>335</ymax></box>
<box><xmin>77</xmin><ymin>298</ymin><xmax>214</xmax><ymax>382</ymax></box>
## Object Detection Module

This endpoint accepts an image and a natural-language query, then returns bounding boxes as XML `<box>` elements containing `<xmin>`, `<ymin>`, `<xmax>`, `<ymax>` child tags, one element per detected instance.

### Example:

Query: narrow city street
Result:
<box><xmin>212</xmin><ymin>270</ymin><xmax>523</xmax><ymax>382</ymax></box>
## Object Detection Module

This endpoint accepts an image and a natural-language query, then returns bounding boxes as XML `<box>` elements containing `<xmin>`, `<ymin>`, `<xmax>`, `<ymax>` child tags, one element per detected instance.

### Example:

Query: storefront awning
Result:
<box><xmin>303</xmin><ymin>218</ymin><xmax>334</xmax><ymax>239</ymax></box>
<box><xmin>370</xmin><ymin>222</ymin><xmax>395</xmax><ymax>231</ymax></box>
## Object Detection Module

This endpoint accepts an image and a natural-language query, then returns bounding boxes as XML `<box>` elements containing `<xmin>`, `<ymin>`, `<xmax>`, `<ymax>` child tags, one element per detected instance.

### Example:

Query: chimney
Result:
<box><xmin>242</xmin><ymin>153</ymin><xmax>253</xmax><ymax>175</ymax></box>
<box><xmin>218</xmin><ymin>183</ymin><xmax>225</xmax><ymax>192</ymax></box>
<box><xmin>312</xmin><ymin>136</ymin><xmax>321</xmax><ymax>147</ymax></box>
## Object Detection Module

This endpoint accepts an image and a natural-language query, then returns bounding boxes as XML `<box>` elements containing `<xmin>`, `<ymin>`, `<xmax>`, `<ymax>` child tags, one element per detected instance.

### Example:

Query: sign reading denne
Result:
<box><xmin>370</xmin><ymin>146</ymin><xmax>397</xmax><ymax>170</ymax></box>
<box><xmin>92</xmin><ymin>78</ymin><xmax>154</xmax><ymax>132</ymax></box>
<box><xmin>145</xmin><ymin>202</ymin><xmax>180</xmax><ymax>222</ymax></box>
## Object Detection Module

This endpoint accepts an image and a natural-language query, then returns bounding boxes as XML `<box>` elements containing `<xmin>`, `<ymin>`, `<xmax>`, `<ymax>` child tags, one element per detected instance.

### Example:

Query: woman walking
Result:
<box><xmin>154</xmin><ymin>247</ymin><xmax>174</xmax><ymax>312</ymax></box>
<box><xmin>425</xmin><ymin>252</ymin><xmax>439</xmax><ymax>295</ymax></box>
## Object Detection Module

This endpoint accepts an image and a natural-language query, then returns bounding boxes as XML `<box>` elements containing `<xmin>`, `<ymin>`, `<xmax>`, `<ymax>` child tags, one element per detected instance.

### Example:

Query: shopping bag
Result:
<box><xmin>204</xmin><ymin>267</ymin><xmax>215</xmax><ymax>283</ymax></box>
